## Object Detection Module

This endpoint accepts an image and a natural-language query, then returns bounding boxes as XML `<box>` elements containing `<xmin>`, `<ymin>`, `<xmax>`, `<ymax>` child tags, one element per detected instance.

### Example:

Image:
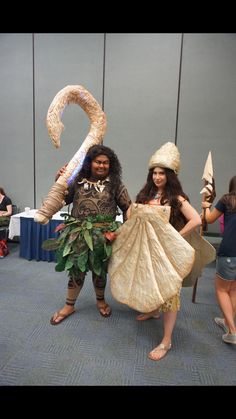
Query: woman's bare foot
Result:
<box><xmin>148</xmin><ymin>342</ymin><xmax>171</xmax><ymax>361</ymax></box>
<box><xmin>136</xmin><ymin>310</ymin><xmax>160</xmax><ymax>321</ymax></box>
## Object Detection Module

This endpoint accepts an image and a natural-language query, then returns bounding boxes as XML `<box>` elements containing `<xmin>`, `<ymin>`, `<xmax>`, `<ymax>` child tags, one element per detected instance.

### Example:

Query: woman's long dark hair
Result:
<box><xmin>76</xmin><ymin>144</ymin><xmax>122</xmax><ymax>191</ymax></box>
<box><xmin>0</xmin><ymin>187</ymin><xmax>6</xmax><ymax>195</ymax></box>
<box><xmin>222</xmin><ymin>175</ymin><xmax>236</xmax><ymax>212</ymax></box>
<box><xmin>135</xmin><ymin>167</ymin><xmax>189</xmax><ymax>230</ymax></box>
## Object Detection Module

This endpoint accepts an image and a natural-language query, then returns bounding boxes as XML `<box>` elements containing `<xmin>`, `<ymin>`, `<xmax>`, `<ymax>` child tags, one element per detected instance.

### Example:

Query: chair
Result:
<box><xmin>0</xmin><ymin>204</ymin><xmax>19</xmax><ymax>240</ymax></box>
<box><xmin>12</xmin><ymin>204</ymin><xmax>19</xmax><ymax>215</ymax></box>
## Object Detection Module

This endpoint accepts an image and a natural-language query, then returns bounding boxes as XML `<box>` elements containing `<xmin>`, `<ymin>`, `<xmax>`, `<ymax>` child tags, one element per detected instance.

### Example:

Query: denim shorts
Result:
<box><xmin>216</xmin><ymin>257</ymin><xmax>236</xmax><ymax>281</ymax></box>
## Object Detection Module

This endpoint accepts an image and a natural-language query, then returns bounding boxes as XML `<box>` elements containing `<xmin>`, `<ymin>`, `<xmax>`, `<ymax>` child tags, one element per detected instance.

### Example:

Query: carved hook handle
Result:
<box><xmin>34</xmin><ymin>85</ymin><xmax>107</xmax><ymax>224</ymax></box>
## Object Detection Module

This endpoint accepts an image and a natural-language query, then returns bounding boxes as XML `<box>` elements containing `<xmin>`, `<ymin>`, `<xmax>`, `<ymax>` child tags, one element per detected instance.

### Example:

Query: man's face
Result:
<box><xmin>91</xmin><ymin>154</ymin><xmax>110</xmax><ymax>179</ymax></box>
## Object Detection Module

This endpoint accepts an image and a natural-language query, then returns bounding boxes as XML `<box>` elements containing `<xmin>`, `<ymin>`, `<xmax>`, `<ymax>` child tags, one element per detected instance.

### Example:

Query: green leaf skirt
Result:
<box><xmin>42</xmin><ymin>213</ymin><xmax>122</xmax><ymax>279</ymax></box>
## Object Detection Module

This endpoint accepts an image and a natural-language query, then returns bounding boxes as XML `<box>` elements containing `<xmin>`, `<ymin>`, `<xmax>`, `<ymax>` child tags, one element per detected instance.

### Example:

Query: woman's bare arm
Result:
<box><xmin>201</xmin><ymin>201</ymin><xmax>223</xmax><ymax>223</ymax></box>
<box><xmin>178</xmin><ymin>197</ymin><xmax>202</xmax><ymax>237</ymax></box>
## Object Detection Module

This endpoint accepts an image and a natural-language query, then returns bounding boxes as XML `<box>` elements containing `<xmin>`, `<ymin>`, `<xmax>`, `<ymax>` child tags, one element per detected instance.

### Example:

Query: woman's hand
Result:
<box><xmin>201</xmin><ymin>203</ymin><xmax>222</xmax><ymax>224</ymax></box>
<box><xmin>202</xmin><ymin>201</ymin><xmax>212</xmax><ymax>209</ymax></box>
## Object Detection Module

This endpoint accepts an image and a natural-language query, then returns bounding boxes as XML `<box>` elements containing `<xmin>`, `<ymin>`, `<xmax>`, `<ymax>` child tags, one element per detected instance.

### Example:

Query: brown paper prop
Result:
<box><xmin>34</xmin><ymin>85</ymin><xmax>107</xmax><ymax>224</ymax></box>
<box><xmin>108</xmin><ymin>203</ymin><xmax>195</xmax><ymax>312</ymax></box>
<box><xmin>200</xmin><ymin>151</ymin><xmax>214</xmax><ymax>198</ymax></box>
<box><xmin>191</xmin><ymin>151</ymin><xmax>216</xmax><ymax>301</ymax></box>
<box><xmin>200</xmin><ymin>150</ymin><xmax>215</xmax><ymax>233</ymax></box>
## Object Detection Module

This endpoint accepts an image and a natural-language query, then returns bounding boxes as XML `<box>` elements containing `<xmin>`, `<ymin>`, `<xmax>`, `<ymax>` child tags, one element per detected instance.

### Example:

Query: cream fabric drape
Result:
<box><xmin>183</xmin><ymin>230</ymin><xmax>216</xmax><ymax>287</ymax></box>
<box><xmin>108</xmin><ymin>204</ymin><xmax>195</xmax><ymax>312</ymax></box>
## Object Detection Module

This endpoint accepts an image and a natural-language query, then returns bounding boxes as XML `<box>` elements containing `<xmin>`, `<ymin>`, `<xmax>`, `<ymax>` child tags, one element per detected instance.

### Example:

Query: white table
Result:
<box><xmin>9</xmin><ymin>209</ymin><xmax>64</xmax><ymax>240</ymax></box>
<box><xmin>9</xmin><ymin>210</ymin><xmax>65</xmax><ymax>261</ymax></box>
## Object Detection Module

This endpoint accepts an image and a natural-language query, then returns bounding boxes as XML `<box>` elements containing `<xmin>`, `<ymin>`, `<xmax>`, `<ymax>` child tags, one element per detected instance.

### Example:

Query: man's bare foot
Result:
<box><xmin>136</xmin><ymin>310</ymin><xmax>160</xmax><ymax>321</ymax></box>
<box><xmin>50</xmin><ymin>305</ymin><xmax>75</xmax><ymax>325</ymax></box>
<box><xmin>96</xmin><ymin>300</ymin><xmax>112</xmax><ymax>317</ymax></box>
<box><xmin>148</xmin><ymin>342</ymin><xmax>171</xmax><ymax>361</ymax></box>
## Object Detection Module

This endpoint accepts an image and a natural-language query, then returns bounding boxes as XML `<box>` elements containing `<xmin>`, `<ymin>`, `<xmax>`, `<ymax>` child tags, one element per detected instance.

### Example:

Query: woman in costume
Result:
<box><xmin>202</xmin><ymin>175</ymin><xmax>236</xmax><ymax>344</ymax></box>
<box><xmin>50</xmin><ymin>144</ymin><xmax>132</xmax><ymax>324</ymax></box>
<box><xmin>109</xmin><ymin>142</ymin><xmax>202</xmax><ymax>361</ymax></box>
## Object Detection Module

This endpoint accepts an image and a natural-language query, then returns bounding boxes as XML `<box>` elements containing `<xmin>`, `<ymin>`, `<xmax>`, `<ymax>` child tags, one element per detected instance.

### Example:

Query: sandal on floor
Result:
<box><xmin>148</xmin><ymin>343</ymin><xmax>171</xmax><ymax>361</ymax></box>
<box><xmin>136</xmin><ymin>311</ymin><xmax>160</xmax><ymax>321</ymax></box>
<box><xmin>50</xmin><ymin>309</ymin><xmax>75</xmax><ymax>325</ymax></box>
<box><xmin>97</xmin><ymin>303</ymin><xmax>112</xmax><ymax>317</ymax></box>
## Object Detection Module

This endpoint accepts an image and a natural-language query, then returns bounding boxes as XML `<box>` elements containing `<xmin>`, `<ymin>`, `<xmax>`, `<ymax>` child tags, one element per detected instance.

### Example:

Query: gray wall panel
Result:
<box><xmin>34</xmin><ymin>33</ymin><xmax>104</xmax><ymax>208</ymax></box>
<box><xmin>177</xmin><ymin>33</ymin><xmax>236</xmax><ymax>232</ymax></box>
<box><xmin>1</xmin><ymin>33</ymin><xmax>236</xmax><ymax>235</ymax></box>
<box><xmin>104</xmin><ymin>33</ymin><xmax>182</xmax><ymax>200</ymax></box>
<box><xmin>0</xmin><ymin>34</ymin><xmax>34</xmax><ymax>210</ymax></box>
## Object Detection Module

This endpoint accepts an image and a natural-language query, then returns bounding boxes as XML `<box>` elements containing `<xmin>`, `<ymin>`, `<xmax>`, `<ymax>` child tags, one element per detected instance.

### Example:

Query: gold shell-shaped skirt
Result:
<box><xmin>108</xmin><ymin>203</ymin><xmax>195</xmax><ymax>313</ymax></box>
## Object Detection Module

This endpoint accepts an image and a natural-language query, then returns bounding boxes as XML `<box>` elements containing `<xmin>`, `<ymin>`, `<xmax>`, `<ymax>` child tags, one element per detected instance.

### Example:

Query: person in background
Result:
<box><xmin>0</xmin><ymin>186</ymin><xmax>12</xmax><ymax>238</ymax></box>
<box><xmin>50</xmin><ymin>144</ymin><xmax>132</xmax><ymax>325</ymax></box>
<box><xmin>202</xmin><ymin>175</ymin><xmax>236</xmax><ymax>345</ymax></box>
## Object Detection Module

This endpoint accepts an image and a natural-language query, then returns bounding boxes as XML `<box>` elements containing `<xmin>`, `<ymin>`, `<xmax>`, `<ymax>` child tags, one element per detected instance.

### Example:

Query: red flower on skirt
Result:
<box><xmin>103</xmin><ymin>231</ymin><xmax>117</xmax><ymax>242</ymax></box>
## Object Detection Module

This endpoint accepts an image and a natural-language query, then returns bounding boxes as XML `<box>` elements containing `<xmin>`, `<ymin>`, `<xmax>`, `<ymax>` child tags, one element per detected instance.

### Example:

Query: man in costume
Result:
<box><xmin>50</xmin><ymin>144</ymin><xmax>132</xmax><ymax>325</ymax></box>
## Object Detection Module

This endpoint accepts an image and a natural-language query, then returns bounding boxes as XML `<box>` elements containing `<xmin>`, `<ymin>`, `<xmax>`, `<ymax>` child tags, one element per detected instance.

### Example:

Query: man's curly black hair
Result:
<box><xmin>77</xmin><ymin>144</ymin><xmax>122</xmax><ymax>191</ymax></box>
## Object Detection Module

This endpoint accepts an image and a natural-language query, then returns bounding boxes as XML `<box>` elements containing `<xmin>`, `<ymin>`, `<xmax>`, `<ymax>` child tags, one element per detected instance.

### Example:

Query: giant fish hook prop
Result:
<box><xmin>34</xmin><ymin>85</ymin><xmax>107</xmax><ymax>224</ymax></box>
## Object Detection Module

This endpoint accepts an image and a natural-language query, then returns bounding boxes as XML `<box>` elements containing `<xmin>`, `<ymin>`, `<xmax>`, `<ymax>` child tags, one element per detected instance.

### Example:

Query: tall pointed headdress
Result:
<box><xmin>148</xmin><ymin>142</ymin><xmax>180</xmax><ymax>174</ymax></box>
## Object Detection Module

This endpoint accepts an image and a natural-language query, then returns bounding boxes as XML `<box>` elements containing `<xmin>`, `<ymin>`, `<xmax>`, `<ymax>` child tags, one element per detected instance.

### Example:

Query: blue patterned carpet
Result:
<box><xmin>0</xmin><ymin>242</ymin><xmax>235</xmax><ymax>386</ymax></box>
